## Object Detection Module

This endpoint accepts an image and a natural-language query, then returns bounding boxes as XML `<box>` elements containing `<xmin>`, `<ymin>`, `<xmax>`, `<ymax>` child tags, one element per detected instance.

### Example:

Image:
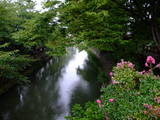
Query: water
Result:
<box><xmin>0</xmin><ymin>48</ymin><xmax>101</xmax><ymax>120</ymax></box>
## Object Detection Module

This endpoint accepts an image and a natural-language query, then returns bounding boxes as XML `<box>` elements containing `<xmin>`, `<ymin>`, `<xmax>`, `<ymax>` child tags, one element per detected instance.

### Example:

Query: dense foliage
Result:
<box><xmin>59</xmin><ymin>0</ymin><xmax>129</xmax><ymax>51</ymax></box>
<box><xmin>0</xmin><ymin>0</ymin><xmax>34</xmax><ymax>84</ymax></box>
<box><xmin>67</xmin><ymin>56</ymin><xmax>160</xmax><ymax>119</ymax></box>
<box><xmin>59</xmin><ymin>0</ymin><xmax>160</xmax><ymax>59</ymax></box>
<box><xmin>1</xmin><ymin>0</ymin><xmax>160</xmax><ymax>85</ymax></box>
<box><xmin>0</xmin><ymin>0</ymin><xmax>66</xmax><ymax>88</ymax></box>
<box><xmin>66</xmin><ymin>103</ymin><xmax>104</xmax><ymax>120</ymax></box>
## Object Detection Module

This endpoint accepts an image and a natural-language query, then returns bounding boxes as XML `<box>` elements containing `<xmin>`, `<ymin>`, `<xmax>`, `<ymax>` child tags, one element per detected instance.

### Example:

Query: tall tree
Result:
<box><xmin>59</xmin><ymin>0</ymin><xmax>160</xmax><ymax>56</ymax></box>
<box><xmin>59</xmin><ymin>0</ymin><xmax>129</xmax><ymax>51</ymax></box>
<box><xmin>0</xmin><ymin>0</ymin><xmax>32</xmax><ymax>83</ymax></box>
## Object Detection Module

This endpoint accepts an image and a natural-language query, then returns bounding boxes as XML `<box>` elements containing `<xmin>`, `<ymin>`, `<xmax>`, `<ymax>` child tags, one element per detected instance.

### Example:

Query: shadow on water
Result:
<box><xmin>0</xmin><ymin>48</ymin><xmax>102</xmax><ymax>120</ymax></box>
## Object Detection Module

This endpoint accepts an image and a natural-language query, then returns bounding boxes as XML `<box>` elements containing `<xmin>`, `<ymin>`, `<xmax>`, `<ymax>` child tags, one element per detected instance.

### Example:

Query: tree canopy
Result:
<box><xmin>0</xmin><ymin>0</ymin><xmax>64</xmax><ymax>83</ymax></box>
<box><xmin>58</xmin><ymin>0</ymin><xmax>160</xmax><ymax>56</ymax></box>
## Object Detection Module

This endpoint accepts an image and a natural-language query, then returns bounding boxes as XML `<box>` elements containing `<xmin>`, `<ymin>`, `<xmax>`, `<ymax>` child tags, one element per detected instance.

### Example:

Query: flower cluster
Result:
<box><xmin>156</xmin><ymin>64</ymin><xmax>160</xmax><ymax>69</ymax></box>
<box><xmin>145</xmin><ymin>56</ymin><xmax>160</xmax><ymax>69</ymax></box>
<box><xmin>139</xmin><ymin>70</ymin><xmax>146</xmax><ymax>75</ymax></box>
<box><xmin>145</xmin><ymin>56</ymin><xmax>155</xmax><ymax>67</ymax></box>
<box><xmin>109</xmin><ymin>99</ymin><xmax>114</xmax><ymax>102</ymax></box>
<box><xmin>138</xmin><ymin>56</ymin><xmax>160</xmax><ymax>75</ymax></box>
<box><xmin>143</xmin><ymin>104</ymin><xmax>152</xmax><ymax>109</ymax></box>
<box><xmin>143</xmin><ymin>103</ymin><xmax>160</xmax><ymax>118</ymax></box>
<box><xmin>96</xmin><ymin>98</ymin><xmax>114</xmax><ymax>107</ymax></box>
<box><xmin>154</xmin><ymin>97</ymin><xmax>160</xmax><ymax>104</ymax></box>
<box><xmin>146</xmin><ymin>56</ymin><xmax>155</xmax><ymax>64</ymax></box>
<box><xmin>109</xmin><ymin>71</ymin><xmax>119</xmax><ymax>84</ymax></box>
<box><xmin>96</xmin><ymin>99</ymin><xmax>101</xmax><ymax>104</ymax></box>
<box><xmin>111</xmin><ymin>80</ymin><xmax>119</xmax><ymax>84</ymax></box>
<box><xmin>116</xmin><ymin>59</ymin><xmax>134</xmax><ymax>69</ymax></box>
<box><xmin>109</xmin><ymin>72</ymin><xmax>113</xmax><ymax>77</ymax></box>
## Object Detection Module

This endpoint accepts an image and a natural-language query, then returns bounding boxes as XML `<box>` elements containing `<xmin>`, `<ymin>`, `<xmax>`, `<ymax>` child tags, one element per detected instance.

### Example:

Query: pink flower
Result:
<box><xmin>145</xmin><ymin>62</ymin><xmax>148</xmax><ymax>67</ymax></box>
<box><xmin>117</xmin><ymin>63</ymin><xmax>122</xmax><ymax>67</ymax></box>
<box><xmin>148</xmin><ymin>69</ymin><xmax>151</xmax><ymax>73</ymax></box>
<box><xmin>117</xmin><ymin>60</ymin><xmax>134</xmax><ymax>69</ymax></box>
<box><xmin>143</xmin><ymin>104</ymin><xmax>152</xmax><ymax>109</ymax></box>
<box><xmin>156</xmin><ymin>64</ymin><xmax>160</xmax><ymax>68</ymax></box>
<box><xmin>96</xmin><ymin>99</ymin><xmax>101</xmax><ymax>104</ymax></box>
<box><xmin>143</xmin><ymin>104</ymin><xmax>148</xmax><ymax>108</ymax></box>
<box><xmin>154</xmin><ymin>97</ymin><xmax>160</xmax><ymax>104</ymax></box>
<box><xmin>128</xmin><ymin>63</ymin><xmax>134</xmax><ymax>68</ymax></box>
<box><xmin>109</xmin><ymin>72</ymin><xmax>113</xmax><ymax>76</ymax></box>
<box><xmin>111</xmin><ymin>80</ymin><xmax>119</xmax><ymax>84</ymax></box>
<box><xmin>109</xmin><ymin>98</ymin><xmax>114</xmax><ymax>102</ymax></box>
<box><xmin>143</xmin><ymin>110</ymin><xmax>148</xmax><ymax>115</ymax></box>
<box><xmin>139</xmin><ymin>70</ymin><xmax>146</xmax><ymax>75</ymax></box>
<box><xmin>146</xmin><ymin>56</ymin><xmax>155</xmax><ymax>64</ymax></box>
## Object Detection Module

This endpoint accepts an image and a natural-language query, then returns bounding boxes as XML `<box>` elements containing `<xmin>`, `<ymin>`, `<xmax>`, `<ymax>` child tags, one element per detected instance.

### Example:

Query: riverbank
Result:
<box><xmin>89</xmin><ymin>49</ymin><xmax>114</xmax><ymax>77</ymax></box>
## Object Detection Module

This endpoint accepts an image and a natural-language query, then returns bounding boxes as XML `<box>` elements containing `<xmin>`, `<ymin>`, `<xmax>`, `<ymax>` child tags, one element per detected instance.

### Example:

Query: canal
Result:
<box><xmin>0</xmin><ymin>48</ymin><xmax>102</xmax><ymax>120</ymax></box>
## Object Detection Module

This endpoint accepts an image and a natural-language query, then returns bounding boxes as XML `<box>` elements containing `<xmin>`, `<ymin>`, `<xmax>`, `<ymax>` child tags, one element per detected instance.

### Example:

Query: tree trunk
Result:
<box><xmin>151</xmin><ymin>23</ymin><xmax>160</xmax><ymax>52</ymax></box>
<box><xmin>150</xmin><ymin>0</ymin><xmax>160</xmax><ymax>51</ymax></box>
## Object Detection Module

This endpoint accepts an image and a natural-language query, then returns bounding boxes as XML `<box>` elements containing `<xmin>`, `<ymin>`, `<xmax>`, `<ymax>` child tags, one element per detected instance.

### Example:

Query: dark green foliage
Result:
<box><xmin>59</xmin><ymin>0</ymin><xmax>129</xmax><ymax>51</ymax></box>
<box><xmin>12</xmin><ymin>13</ymin><xmax>48</xmax><ymax>50</ymax></box>
<box><xmin>0</xmin><ymin>50</ymin><xmax>32</xmax><ymax>82</ymax></box>
<box><xmin>12</xmin><ymin>0</ymin><xmax>69</xmax><ymax>56</ymax></box>
<box><xmin>97</xmin><ymin>72</ymin><xmax>109</xmax><ymax>83</ymax></box>
<box><xmin>0</xmin><ymin>0</ymin><xmax>16</xmax><ymax>40</ymax></box>
<box><xmin>59</xmin><ymin>0</ymin><xmax>160</xmax><ymax>60</ymax></box>
<box><xmin>0</xmin><ymin>0</ymin><xmax>33</xmax><ymax>83</ymax></box>
<box><xmin>0</xmin><ymin>0</ymin><xmax>65</xmax><ymax>85</ymax></box>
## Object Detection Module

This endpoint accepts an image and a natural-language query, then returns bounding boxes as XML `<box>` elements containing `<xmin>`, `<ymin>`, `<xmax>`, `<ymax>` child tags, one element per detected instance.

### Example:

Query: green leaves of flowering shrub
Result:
<box><xmin>101</xmin><ymin>84</ymin><xmax>150</xmax><ymax>119</ymax></box>
<box><xmin>140</xmin><ymin>75</ymin><xmax>160</xmax><ymax>97</ymax></box>
<box><xmin>112</xmin><ymin>66</ymin><xmax>138</xmax><ymax>88</ymax></box>
<box><xmin>101</xmin><ymin>62</ymin><xmax>160</xmax><ymax>119</ymax></box>
<box><xmin>66</xmin><ymin>102</ymin><xmax>104</xmax><ymax>120</ymax></box>
<box><xmin>68</xmin><ymin>60</ymin><xmax>160</xmax><ymax>119</ymax></box>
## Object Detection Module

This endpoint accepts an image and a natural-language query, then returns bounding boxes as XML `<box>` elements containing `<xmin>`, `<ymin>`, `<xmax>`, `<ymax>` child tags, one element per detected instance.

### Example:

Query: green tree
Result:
<box><xmin>59</xmin><ymin>0</ymin><xmax>129</xmax><ymax>51</ymax></box>
<box><xmin>0</xmin><ymin>0</ymin><xmax>33</xmax><ymax>83</ymax></box>
<box><xmin>59</xmin><ymin>0</ymin><xmax>160</xmax><ymax>57</ymax></box>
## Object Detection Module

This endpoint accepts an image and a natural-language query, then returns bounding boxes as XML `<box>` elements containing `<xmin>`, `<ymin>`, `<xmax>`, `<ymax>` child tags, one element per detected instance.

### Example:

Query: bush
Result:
<box><xmin>67</xmin><ymin>56</ymin><xmax>160</xmax><ymax>120</ymax></box>
<box><xmin>66</xmin><ymin>102</ymin><xmax>104</xmax><ymax>120</ymax></box>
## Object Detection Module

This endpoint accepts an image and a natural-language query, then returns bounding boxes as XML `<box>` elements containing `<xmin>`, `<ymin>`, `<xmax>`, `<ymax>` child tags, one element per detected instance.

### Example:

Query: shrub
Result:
<box><xmin>67</xmin><ymin>56</ymin><xmax>160</xmax><ymax>120</ymax></box>
<box><xmin>66</xmin><ymin>102</ymin><xmax>104</xmax><ymax>120</ymax></box>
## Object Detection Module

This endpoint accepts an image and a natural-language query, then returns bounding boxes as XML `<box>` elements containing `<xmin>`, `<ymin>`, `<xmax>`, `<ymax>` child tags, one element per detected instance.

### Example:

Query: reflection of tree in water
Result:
<box><xmin>0</xmin><ymin>48</ymin><xmax>102</xmax><ymax>120</ymax></box>
<box><xmin>77</xmin><ymin>51</ymin><xmax>102</xmax><ymax>82</ymax></box>
<box><xmin>0</xmin><ymin>48</ymin><xmax>78</xmax><ymax>120</ymax></box>
<box><xmin>70</xmin><ymin>51</ymin><xmax>102</xmax><ymax>106</ymax></box>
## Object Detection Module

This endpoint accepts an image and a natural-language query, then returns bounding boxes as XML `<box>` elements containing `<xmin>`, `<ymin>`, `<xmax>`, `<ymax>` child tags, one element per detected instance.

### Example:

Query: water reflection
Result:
<box><xmin>54</xmin><ymin>50</ymin><xmax>89</xmax><ymax>120</ymax></box>
<box><xmin>0</xmin><ymin>48</ymin><xmax>101</xmax><ymax>120</ymax></box>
